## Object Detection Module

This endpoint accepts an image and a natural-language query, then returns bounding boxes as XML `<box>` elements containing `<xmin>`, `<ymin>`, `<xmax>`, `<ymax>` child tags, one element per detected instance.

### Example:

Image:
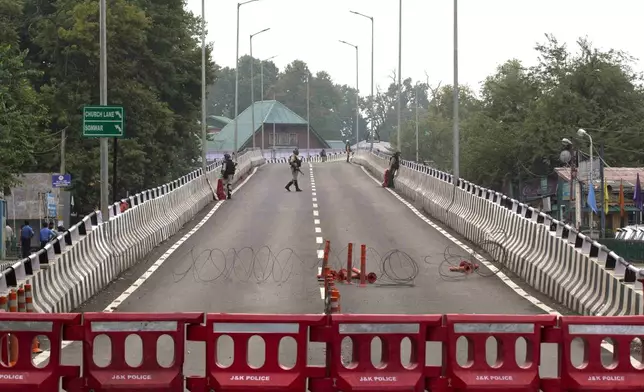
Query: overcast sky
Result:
<box><xmin>186</xmin><ymin>0</ymin><xmax>644</xmax><ymax>96</ymax></box>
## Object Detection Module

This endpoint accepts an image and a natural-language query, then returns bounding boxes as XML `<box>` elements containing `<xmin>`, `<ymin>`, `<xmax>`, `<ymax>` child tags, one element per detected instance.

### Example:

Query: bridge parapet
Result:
<box><xmin>353</xmin><ymin>150</ymin><xmax>643</xmax><ymax>316</ymax></box>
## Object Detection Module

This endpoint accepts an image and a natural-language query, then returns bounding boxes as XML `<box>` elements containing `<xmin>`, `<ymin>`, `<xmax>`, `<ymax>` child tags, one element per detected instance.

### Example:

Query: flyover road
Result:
<box><xmin>311</xmin><ymin>161</ymin><xmax>611</xmax><ymax>380</ymax></box>
<box><xmin>44</xmin><ymin>163</ymin><xmax>327</xmax><ymax>383</ymax></box>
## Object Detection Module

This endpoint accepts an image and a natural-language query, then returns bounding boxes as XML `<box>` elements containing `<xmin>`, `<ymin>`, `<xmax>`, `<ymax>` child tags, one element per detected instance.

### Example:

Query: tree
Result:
<box><xmin>0</xmin><ymin>0</ymin><xmax>47</xmax><ymax>190</ymax></box>
<box><xmin>16</xmin><ymin>0</ymin><xmax>214</xmax><ymax>210</ymax></box>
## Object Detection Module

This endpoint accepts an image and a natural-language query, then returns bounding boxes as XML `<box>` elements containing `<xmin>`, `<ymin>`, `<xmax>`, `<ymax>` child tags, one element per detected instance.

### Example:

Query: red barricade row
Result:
<box><xmin>70</xmin><ymin>312</ymin><xmax>203</xmax><ymax>392</ymax></box>
<box><xmin>324</xmin><ymin>314</ymin><xmax>442</xmax><ymax>392</ymax></box>
<box><xmin>444</xmin><ymin>314</ymin><xmax>557</xmax><ymax>392</ymax></box>
<box><xmin>0</xmin><ymin>312</ymin><xmax>83</xmax><ymax>392</ymax></box>
<box><xmin>1</xmin><ymin>312</ymin><xmax>644</xmax><ymax>392</ymax></box>
<box><xmin>542</xmin><ymin>315</ymin><xmax>644</xmax><ymax>392</ymax></box>
<box><xmin>186</xmin><ymin>313</ymin><xmax>327</xmax><ymax>392</ymax></box>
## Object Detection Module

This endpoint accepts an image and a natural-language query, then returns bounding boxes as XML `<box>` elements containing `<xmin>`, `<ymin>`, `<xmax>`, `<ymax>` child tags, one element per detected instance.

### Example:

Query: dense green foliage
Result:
<box><xmin>394</xmin><ymin>35</ymin><xmax>644</xmax><ymax>191</ymax></box>
<box><xmin>5</xmin><ymin>0</ymin><xmax>644</xmax><ymax>211</ymax></box>
<box><xmin>1</xmin><ymin>0</ymin><xmax>213</xmax><ymax>211</ymax></box>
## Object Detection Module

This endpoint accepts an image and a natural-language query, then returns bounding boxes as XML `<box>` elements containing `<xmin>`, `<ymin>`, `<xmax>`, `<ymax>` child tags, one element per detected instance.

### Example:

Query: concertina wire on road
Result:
<box><xmin>169</xmin><ymin>229</ymin><xmax>513</xmax><ymax>285</ymax></box>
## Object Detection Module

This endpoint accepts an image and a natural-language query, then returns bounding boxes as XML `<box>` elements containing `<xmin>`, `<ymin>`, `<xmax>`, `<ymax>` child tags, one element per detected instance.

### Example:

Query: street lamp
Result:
<box><xmin>578</xmin><ymin>128</ymin><xmax>594</xmax><ymax>237</ymax></box>
<box><xmin>99</xmin><ymin>0</ymin><xmax>109</xmax><ymax>219</ymax></box>
<box><xmin>234</xmin><ymin>0</ymin><xmax>261</xmax><ymax>157</ymax></box>
<box><xmin>397</xmin><ymin>0</ymin><xmax>402</xmax><ymax>153</ymax></box>
<box><xmin>452</xmin><ymin>0</ymin><xmax>460</xmax><ymax>185</ymax></box>
<box><xmin>415</xmin><ymin>83</ymin><xmax>419</xmax><ymax>162</ymax></box>
<box><xmin>349</xmin><ymin>10</ymin><xmax>374</xmax><ymax>151</ymax></box>
<box><xmin>339</xmin><ymin>40</ymin><xmax>359</xmax><ymax>149</ymax></box>
<box><xmin>306</xmin><ymin>74</ymin><xmax>310</xmax><ymax>157</ymax></box>
<box><xmin>260</xmin><ymin>55</ymin><xmax>277</xmax><ymax>151</ymax></box>
<box><xmin>250</xmin><ymin>27</ymin><xmax>270</xmax><ymax>151</ymax></box>
<box><xmin>200</xmin><ymin>0</ymin><xmax>207</xmax><ymax>174</ymax></box>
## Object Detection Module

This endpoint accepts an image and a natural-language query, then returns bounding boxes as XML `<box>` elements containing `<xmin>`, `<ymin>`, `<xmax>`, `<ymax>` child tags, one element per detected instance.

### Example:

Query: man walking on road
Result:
<box><xmin>221</xmin><ymin>153</ymin><xmax>237</xmax><ymax>199</ymax></box>
<box><xmin>285</xmin><ymin>148</ymin><xmax>303</xmax><ymax>192</ymax></box>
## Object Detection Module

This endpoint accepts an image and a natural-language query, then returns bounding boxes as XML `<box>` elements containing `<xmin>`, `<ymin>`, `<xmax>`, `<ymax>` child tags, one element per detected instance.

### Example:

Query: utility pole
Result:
<box><xmin>200</xmin><ymin>0</ymin><xmax>207</xmax><ymax>173</ymax></box>
<box><xmin>306</xmin><ymin>74</ymin><xmax>310</xmax><ymax>157</ymax></box>
<box><xmin>250</xmin><ymin>27</ymin><xmax>270</xmax><ymax>151</ymax></box>
<box><xmin>452</xmin><ymin>0</ymin><xmax>460</xmax><ymax>184</ymax></box>
<box><xmin>99</xmin><ymin>0</ymin><xmax>109</xmax><ymax>219</ymax></box>
<box><xmin>415</xmin><ymin>85</ymin><xmax>419</xmax><ymax>162</ymax></box>
<box><xmin>272</xmin><ymin>92</ymin><xmax>276</xmax><ymax>158</ymax></box>
<box><xmin>396</xmin><ymin>0</ymin><xmax>402</xmax><ymax>153</ymax></box>
<box><xmin>349</xmin><ymin>10</ymin><xmax>374</xmax><ymax>151</ymax></box>
<box><xmin>599</xmin><ymin>143</ymin><xmax>606</xmax><ymax>237</ymax></box>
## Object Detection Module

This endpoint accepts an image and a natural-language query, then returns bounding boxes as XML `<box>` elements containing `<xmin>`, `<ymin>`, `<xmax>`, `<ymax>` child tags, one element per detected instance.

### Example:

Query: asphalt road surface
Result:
<box><xmin>22</xmin><ymin>161</ymin><xmax>619</xmax><ymax>390</ymax></box>
<box><xmin>311</xmin><ymin>162</ymin><xmax>615</xmax><ymax>381</ymax></box>
<box><xmin>46</xmin><ymin>163</ymin><xmax>327</xmax><ymax>386</ymax></box>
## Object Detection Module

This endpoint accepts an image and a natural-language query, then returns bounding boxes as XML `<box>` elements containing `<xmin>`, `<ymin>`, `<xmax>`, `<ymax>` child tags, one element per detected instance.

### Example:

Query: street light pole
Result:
<box><xmin>578</xmin><ymin>128</ymin><xmax>594</xmax><ymax>238</ymax></box>
<box><xmin>260</xmin><ymin>55</ymin><xmax>277</xmax><ymax>152</ymax></box>
<box><xmin>250</xmin><ymin>27</ymin><xmax>270</xmax><ymax>152</ymax></box>
<box><xmin>415</xmin><ymin>85</ymin><xmax>419</xmax><ymax>162</ymax></box>
<box><xmin>349</xmin><ymin>10</ymin><xmax>374</xmax><ymax>151</ymax></box>
<box><xmin>99</xmin><ymin>0</ymin><xmax>109</xmax><ymax>219</ymax></box>
<box><xmin>234</xmin><ymin>0</ymin><xmax>260</xmax><ymax>157</ymax></box>
<box><xmin>339</xmin><ymin>40</ymin><xmax>359</xmax><ymax>149</ymax></box>
<box><xmin>306</xmin><ymin>75</ymin><xmax>310</xmax><ymax>157</ymax></box>
<box><xmin>397</xmin><ymin>0</ymin><xmax>402</xmax><ymax>153</ymax></box>
<box><xmin>452</xmin><ymin>0</ymin><xmax>460</xmax><ymax>185</ymax></box>
<box><xmin>201</xmin><ymin>0</ymin><xmax>207</xmax><ymax>174</ymax></box>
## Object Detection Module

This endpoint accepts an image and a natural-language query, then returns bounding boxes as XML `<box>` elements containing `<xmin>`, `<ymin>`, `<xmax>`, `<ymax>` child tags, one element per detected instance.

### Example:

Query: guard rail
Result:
<box><xmin>353</xmin><ymin>150</ymin><xmax>643</xmax><ymax>316</ymax></box>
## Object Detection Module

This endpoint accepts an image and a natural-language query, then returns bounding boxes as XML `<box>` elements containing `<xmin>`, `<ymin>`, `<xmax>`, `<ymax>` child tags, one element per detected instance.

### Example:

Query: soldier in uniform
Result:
<box><xmin>285</xmin><ymin>148</ymin><xmax>303</xmax><ymax>192</ymax></box>
<box><xmin>221</xmin><ymin>153</ymin><xmax>237</xmax><ymax>199</ymax></box>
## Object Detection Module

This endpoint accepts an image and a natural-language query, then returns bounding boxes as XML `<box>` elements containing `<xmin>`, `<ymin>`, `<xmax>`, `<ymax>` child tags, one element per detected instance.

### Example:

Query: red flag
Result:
<box><xmin>619</xmin><ymin>179</ymin><xmax>625</xmax><ymax>218</ymax></box>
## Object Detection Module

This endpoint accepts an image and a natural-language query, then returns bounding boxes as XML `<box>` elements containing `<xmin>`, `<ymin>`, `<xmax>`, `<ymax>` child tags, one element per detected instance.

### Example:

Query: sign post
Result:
<box><xmin>82</xmin><ymin>106</ymin><xmax>125</xmax><ymax>138</ymax></box>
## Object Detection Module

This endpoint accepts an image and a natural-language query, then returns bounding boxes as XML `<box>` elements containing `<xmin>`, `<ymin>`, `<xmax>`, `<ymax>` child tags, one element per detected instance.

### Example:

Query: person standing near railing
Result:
<box><xmin>39</xmin><ymin>222</ymin><xmax>54</xmax><ymax>249</ymax></box>
<box><xmin>388</xmin><ymin>152</ymin><xmax>401</xmax><ymax>188</ymax></box>
<box><xmin>20</xmin><ymin>221</ymin><xmax>34</xmax><ymax>258</ymax></box>
<box><xmin>221</xmin><ymin>153</ymin><xmax>237</xmax><ymax>199</ymax></box>
<box><xmin>5</xmin><ymin>224</ymin><xmax>13</xmax><ymax>256</ymax></box>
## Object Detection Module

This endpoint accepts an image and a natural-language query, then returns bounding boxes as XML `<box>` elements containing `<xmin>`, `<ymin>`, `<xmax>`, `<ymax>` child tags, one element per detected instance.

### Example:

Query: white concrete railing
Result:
<box><xmin>0</xmin><ymin>150</ymin><xmax>265</xmax><ymax>312</ymax></box>
<box><xmin>353</xmin><ymin>150</ymin><xmax>643</xmax><ymax>316</ymax></box>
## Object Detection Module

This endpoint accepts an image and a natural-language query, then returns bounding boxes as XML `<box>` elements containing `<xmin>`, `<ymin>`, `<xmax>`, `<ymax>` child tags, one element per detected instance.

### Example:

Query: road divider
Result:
<box><xmin>352</xmin><ymin>150</ymin><xmax>643</xmax><ymax>316</ymax></box>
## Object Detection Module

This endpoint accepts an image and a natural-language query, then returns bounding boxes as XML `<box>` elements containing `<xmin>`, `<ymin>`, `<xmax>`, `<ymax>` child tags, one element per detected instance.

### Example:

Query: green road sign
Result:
<box><xmin>82</xmin><ymin>106</ymin><xmax>125</xmax><ymax>138</ymax></box>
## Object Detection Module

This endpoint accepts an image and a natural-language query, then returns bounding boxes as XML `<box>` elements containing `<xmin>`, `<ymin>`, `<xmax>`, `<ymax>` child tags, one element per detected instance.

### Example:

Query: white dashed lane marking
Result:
<box><xmin>310</xmin><ymin>163</ymin><xmax>325</xmax><ymax>300</ymax></box>
<box><xmin>32</xmin><ymin>167</ymin><xmax>260</xmax><ymax>366</ymax></box>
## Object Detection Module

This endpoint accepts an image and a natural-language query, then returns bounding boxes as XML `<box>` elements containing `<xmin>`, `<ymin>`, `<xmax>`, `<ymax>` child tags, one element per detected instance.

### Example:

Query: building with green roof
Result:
<box><xmin>209</xmin><ymin>100</ymin><xmax>330</xmax><ymax>152</ymax></box>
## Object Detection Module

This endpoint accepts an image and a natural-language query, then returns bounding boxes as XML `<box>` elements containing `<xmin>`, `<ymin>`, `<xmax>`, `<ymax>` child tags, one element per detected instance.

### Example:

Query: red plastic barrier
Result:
<box><xmin>444</xmin><ymin>314</ymin><xmax>557</xmax><ymax>392</ymax></box>
<box><xmin>76</xmin><ymin>312</ymin><xmax>203</xmax><ymax>392</ymax></box>
<box><xmin>326</xmin><ymin>314</ymin><xmax>443</xmax><ymax>391</ymax></box>
<box><xmin>186</xmin><ymin>313</ymin><xmax>327</xmax><ymax>392</ymax></box>
<box><xmin>550</xmin><ymin>315</ymin><xmax>644</xmax><ymax>391</ymax></box>
<box><xmin>0</xmin><ymin>312</ymin><xmax>82</xmax><ymax>392</ymax></box>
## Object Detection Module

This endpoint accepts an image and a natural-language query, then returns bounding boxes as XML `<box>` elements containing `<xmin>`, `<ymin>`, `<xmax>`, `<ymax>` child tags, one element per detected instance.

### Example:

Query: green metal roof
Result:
<box><xmin>207</xmin><ymin>115</ymin><xmax>232</xmax><ymax>128</ymax></box>
<box><xmin>214</xmin><ymin>100</ymin><xmax>328</xmax><ymax>151</ymax></box>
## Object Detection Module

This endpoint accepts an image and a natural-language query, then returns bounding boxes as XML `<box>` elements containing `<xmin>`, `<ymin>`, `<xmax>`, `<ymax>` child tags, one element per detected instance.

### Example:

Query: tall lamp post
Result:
<box><xmin>415</xmin><ymin>84</ymin><xmax>419</xmax><ymax>162</ymax></box>
<box><xmin>396</xmin><ymin>0</ymin><xmax>402</xmax><ymax>153</ymax></box>
<box><xmin>250</xmin><ymin>27</ymin><xmax>270</xmax><ymax>151</ymax></box>
<box><xmin>234</xmin><ymin>0</ymin><xmax>261</xmax><ymax>157</ymax></box>
<box><xmin>260</xmin><ymin>55</ymin><xmax>277</xmax><ymax>151</ymax></box>
<box><xmin>452</xmin><ymin>0</ymin><xmax>460</xmax><ymax>184</ymax></box>
<box><xmin>349</xmin><ymin>10</ymin><xmax>374</xmax><ymax>151</ymax></box>
<box><xmin>339</xmin><ymin>40</ymin><xmax>359</xmax><ymax>149</ymax></box>
<box><xmin>306</xmin><ymin>74</ymin><xmax>310</xmax><ymax>157</ymax></box>
<box><xmin>578</xmin><ymin>128</ymin><xmax>594</xmax><ymax>238</ymax></box>
<box><xmin>200</xmin><ymin>0</ymin><xmax>207</xmax><ymax>174</ymax></box>
<box><xmin>99</xmin><ymin>0</ymin><xmax>109</xmax><ymax>219</ymax></box>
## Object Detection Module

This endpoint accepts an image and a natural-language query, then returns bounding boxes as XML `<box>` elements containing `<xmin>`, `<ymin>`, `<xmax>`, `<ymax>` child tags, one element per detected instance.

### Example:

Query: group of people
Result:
<box><xmin>8</xmin><ymin>220</ymin><xmax>65</xmax><ymax>259</ymax></box>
